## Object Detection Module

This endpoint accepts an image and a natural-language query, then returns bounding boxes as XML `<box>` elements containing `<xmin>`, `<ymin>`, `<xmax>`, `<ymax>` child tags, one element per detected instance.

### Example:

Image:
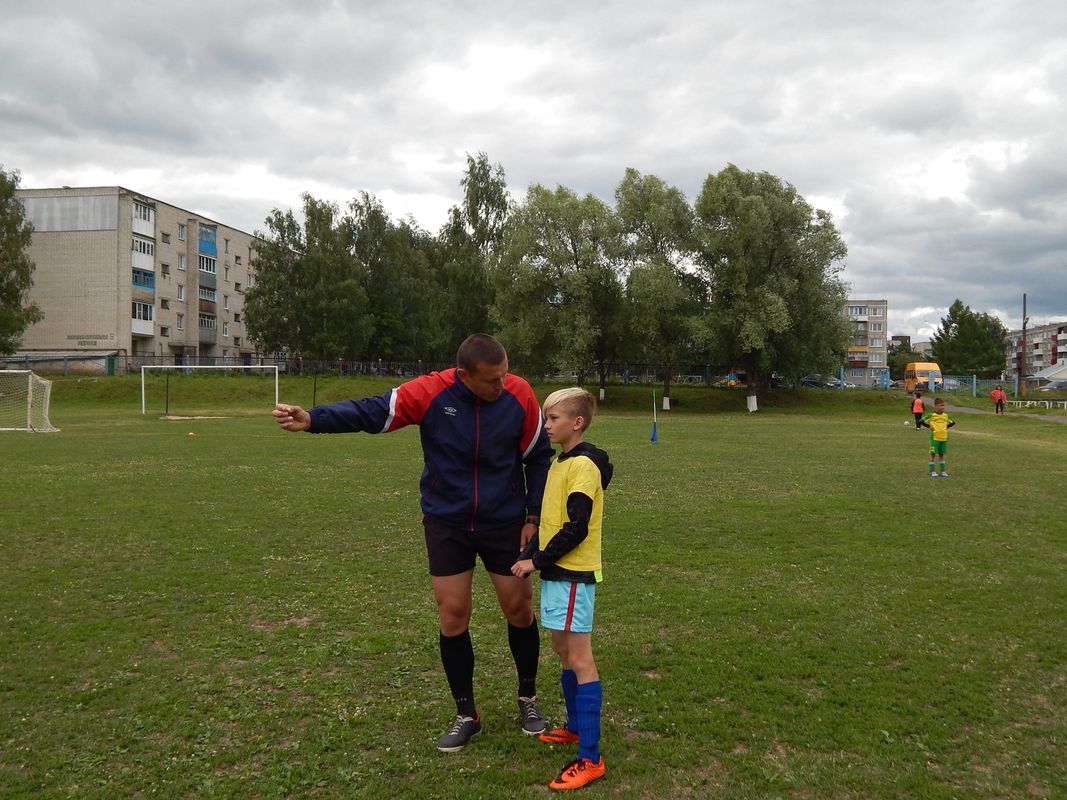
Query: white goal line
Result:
<box><xmin>140</xmin><ymin>365</ymin><xmax>279</xmax><ymax>414</ymax></box>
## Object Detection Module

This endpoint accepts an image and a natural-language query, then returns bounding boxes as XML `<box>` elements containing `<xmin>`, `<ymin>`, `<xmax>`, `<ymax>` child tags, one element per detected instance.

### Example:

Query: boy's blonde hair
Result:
<box><xmin>543</xmin><ymin>387</ymin><xmax>596</xmax><ymax>431</ymax></box>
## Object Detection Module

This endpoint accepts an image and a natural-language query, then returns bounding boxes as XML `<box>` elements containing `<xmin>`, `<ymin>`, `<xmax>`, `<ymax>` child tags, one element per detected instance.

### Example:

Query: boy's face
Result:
<box><xmin>544</xmin><ymin>406</ymin><xmax>582</xmax><ymax>444</ymax></box>
<box><xmin>934</xmin><ymin>401</ymin><xmax>945</xmax><ymax>413</ymax></box>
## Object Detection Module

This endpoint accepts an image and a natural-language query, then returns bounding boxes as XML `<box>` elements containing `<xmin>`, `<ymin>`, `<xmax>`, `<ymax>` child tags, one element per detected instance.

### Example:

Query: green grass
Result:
<box><xmin>2</xmin><ymin>379</ymin><xmax>1065</xmax><ymax>798</ymax></box>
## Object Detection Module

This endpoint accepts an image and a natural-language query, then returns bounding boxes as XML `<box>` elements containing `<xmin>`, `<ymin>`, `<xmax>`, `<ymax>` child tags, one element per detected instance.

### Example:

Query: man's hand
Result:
<box><xmin>272</xmin><ymin>403</ymin><xmax>311</xmax><ymax>432</ymax></box>
<box><xmin>519</xmin><ymin>521</ymin><xmax>538</xmax><ymax>549</ymax></box>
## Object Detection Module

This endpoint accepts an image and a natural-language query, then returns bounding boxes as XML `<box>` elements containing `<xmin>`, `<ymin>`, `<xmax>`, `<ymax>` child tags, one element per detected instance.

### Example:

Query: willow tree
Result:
<box><xmin>695</xmin><ymin>164</ymin><xmax>849</xmax><ymax>408</ymax></box>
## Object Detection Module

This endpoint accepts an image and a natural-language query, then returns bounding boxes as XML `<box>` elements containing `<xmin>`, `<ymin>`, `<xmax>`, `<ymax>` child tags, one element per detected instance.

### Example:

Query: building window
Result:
<box><xmin>177</xmin><ymin>253</ymin><xmax>186</xmax><ymax>270</ymax></box>
<box><xmin>160</xmin><ymin>298</ymin><xmax>170</xmax><ymax>310</ymax></box>
<box><xmin>224</xmin><ymin>237</ymin><xmax>230</xmax><ymax>254</ymax></box>
<box><xmin>177</xmin><ymin>284</ymin><xmax>184</xmax><ymax>301</ymax></box>
<box><xmin>235</xmin><ymin>255</ymin><xmax>242</xmax><ymax>265</ymax></box>
<box><xmin>870</xmin><ymin>306</ymin><xmax>884</xmax><ymax>316</ymax></box>
<box><xmin>199</xmin><ymin>287</ymin><xmax>216</xmax><ymax>302</ymax></box>
<box><xmin>870</xmin><ymin>338</ymin><xmax>883</xmax><ymax>348</ymax></box>
<box><xmin>870</xmin><ymin>322</ymin><xmax>883</xmax><ymax>332</ymax></box>
<box><xmin>235</xmin><ymin>281</ymin><xmax>242</xmax><ymax>292</ymax></box>
<box><xmin>199</xmin><ymin>314</ymin><xmax>216</xmax><ymax>330</ymax></box>
<box><xmin>233</xmin><ymin>336</ymin><xmax>241</xmax><ymax>347</ymax></box>
<box><xmin>160</xmin><ymin>326</ymin><xmax>170</xmax><ymax>337</ymax></box>
<box><xmin>132</xmin><ymin>237</ymin><xmax>155</xmax><ymax>256</ymax></box>
<box><xmin>178</xmin><ymin>223</ymin><xmax>186</xmax><ymax>241</ymax></box>
<box><xmin>134</xmin><ymin>202</ymin><xmax>152</xmax><ymax>222</ymax></box>
<box><xmin>132</xmin><ymin>301</ymin><xmax>153</xmax><ymax>321</ymax></box>
<box><xmin>223</xmin><ymin>294</ymin><xmax>229</xmax><ymax>310</ymax></box>
<box><xmin>848</xmin><ymin>305</ymin><xmax>866</xmax><ymax>316</ymax></box>
<box><xmin>132</xmin><ymin>268</ymin><xmax>155</xmax><ymax>289</ymax></box>
<box><xmin>850</xmin><ymin>368</ymin><xmax>865</xmax><ymax>378</ymax></box>
<box><xmin>223</xmin><ymin>321</ymin><xmax>230</xmax><ymax>337</ymax></box>
<box><xmin>233</xmin><ymin>312</ymin><xmax>241</xmax><ymax>323</ymax></box>
<box><xmin>199</xmin><ymin>255</ymin><xmax>217</xmax><ymax>274</ymax></box>
<box><xmin>176</xmin><ymin>313</ymin><xmax>184</xmax><ymax>330</ymax></box>
<box><xmin>161</xmin><ymin>232</ymin><xmax>171</xmax><ymax>244</ymax></box>
<box><xmin>224</xmin><ymin>266</ymin><xmax>230</xmax><ymax>282</ymax></box>
<box><xmin>161</xmin><ymin>262</ymin><xmax>170</xmax><ymax>275</ymax></box>
<box><xmin>869</xmin><ymin>352</ymin><xmax>884</xmax><ymax>363</ymax></box>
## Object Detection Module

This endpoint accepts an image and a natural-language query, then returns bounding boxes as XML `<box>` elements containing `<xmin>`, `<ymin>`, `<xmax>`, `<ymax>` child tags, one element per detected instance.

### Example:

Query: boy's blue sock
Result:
<box><xmin>561</xmin><ymin>669</ymin><xmax>578</xmax><ymax>732</ymax></box>
<box><xmin>575</xmin><ymin>680</ymin><xmax>602</xmax><ymax>762</ymax></box>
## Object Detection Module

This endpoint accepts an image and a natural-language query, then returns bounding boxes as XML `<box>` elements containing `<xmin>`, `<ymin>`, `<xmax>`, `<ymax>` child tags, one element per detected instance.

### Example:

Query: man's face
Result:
<box><xmin>459</xmin><ymin>359</ymin><xmax>508</xmax><ymax>402</ymax></box>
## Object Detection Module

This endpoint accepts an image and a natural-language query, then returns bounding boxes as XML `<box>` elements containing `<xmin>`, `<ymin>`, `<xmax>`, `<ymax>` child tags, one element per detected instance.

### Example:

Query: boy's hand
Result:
<box><xmin>511</xmin><ymin>559</ymin><xmax>535</xmax><ymax>578</ymax></box>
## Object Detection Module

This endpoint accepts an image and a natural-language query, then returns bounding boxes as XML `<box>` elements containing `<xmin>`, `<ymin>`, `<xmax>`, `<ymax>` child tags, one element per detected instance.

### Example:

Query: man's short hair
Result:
<box><xmin>543</xmin><ymin>387</ymin><xmax>596</xmax><ymax>431</ymax></box>
<box><xmin>934</xmin><ymin>397</ymin><xmax>944</xmax><ymax>404</ymax></box>
<box><xmin>456</xmin><ymin>334</ymin><xmax>507</xmax><ymax>372</ymax></box>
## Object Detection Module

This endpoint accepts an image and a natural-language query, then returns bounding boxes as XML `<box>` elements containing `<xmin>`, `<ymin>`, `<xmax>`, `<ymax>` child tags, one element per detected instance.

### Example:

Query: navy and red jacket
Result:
<box><xmin>307</xmin><ymin>369</ymin><xmax>553</xmax><ymax>531</ymax></box>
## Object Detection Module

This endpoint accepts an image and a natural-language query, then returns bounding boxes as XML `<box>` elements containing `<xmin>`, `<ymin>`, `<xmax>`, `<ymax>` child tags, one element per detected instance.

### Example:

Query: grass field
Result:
<box><xmin>2</xmin><ymin>376</ymin><xmax>1065</xmax><ymax>799</ymax></box>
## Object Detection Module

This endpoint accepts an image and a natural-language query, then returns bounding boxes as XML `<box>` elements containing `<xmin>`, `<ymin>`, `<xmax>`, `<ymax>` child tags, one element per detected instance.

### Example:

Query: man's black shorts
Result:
<box><xmin>423</xmin><ymin>516</ymin><xmax>524</xmax><ymax>577</ymax></box>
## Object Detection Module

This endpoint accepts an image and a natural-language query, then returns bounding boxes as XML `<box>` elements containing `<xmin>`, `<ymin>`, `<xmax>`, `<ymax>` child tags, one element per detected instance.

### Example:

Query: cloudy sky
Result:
<box><xmin>3</xmin><ymin>0</ymin><xmax>1065</xmax><ymax>340</ymax></box>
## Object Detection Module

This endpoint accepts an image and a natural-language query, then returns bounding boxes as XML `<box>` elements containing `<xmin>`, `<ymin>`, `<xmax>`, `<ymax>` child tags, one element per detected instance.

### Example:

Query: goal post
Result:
<box><xmin>0</xmin><ymin>370</ymin><xmax>59</xmax><ymax>432</ymax></box>
<box><xmin>140</xmin><ymin>365</ymin><xmax>280</xmax><ymax>415</ymax></box>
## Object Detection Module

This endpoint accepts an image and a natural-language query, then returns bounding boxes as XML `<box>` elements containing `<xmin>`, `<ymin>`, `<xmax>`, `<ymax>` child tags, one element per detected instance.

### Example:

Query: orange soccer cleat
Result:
<box><xmin>549</xmin><ymin>756</ymin><xmax>605</xmax><ymax>790</ymax></box>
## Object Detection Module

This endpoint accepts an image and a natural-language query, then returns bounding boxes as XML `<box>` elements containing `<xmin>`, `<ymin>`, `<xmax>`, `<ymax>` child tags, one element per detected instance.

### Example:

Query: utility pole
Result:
<box><xmin>1020</xmin><ymin>292</ymin><xmax>1028</xmax><ymax>398</ymax></box>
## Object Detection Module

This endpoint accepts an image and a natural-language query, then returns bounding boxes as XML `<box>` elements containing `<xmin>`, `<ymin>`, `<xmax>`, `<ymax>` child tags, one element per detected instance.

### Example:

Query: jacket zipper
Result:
<box><xmin>470</xmin><ymin>399</ymin><xmax>480</xmax><ymax>531</ymax></box>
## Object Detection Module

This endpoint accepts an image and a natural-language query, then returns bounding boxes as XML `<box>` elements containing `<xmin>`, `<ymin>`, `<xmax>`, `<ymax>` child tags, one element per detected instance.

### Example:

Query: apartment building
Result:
<box><xmin>15</xmin><ymin>186</ymin><xmax>257</xmax><ymax>366</ymax></box>
<box><xmin>1005</xmin><ymin>321</ymin><xmax>1067</xmax><ymax>379</ymax></box>
<box><xmin>844</xmin><ymin>299</ymin><xmax>889</xmax><ymax>386</ymax></box>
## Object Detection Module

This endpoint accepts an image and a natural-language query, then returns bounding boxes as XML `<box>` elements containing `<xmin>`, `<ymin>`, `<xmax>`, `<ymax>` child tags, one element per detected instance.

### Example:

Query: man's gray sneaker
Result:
<box><xmin>517</xmin><ymin>696</ymin><xmax>546</xmax><ymax>735</ymax></box>
<box><xmin>436</xmin><ymin>714</ymin><xmax>481</xmax><ymax>752</ymax></box>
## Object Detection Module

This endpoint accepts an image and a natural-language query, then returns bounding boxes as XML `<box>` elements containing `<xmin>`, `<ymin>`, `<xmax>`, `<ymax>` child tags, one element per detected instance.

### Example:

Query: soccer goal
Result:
<box><xmin>0</xmin><ymin>370</ymin><xmax>59</xmax><ymax>432</ymax></box>
<box><xmin>140</xmin><ymin>365</ymin><xmax>279</xmax><ymax>415</ymax></box>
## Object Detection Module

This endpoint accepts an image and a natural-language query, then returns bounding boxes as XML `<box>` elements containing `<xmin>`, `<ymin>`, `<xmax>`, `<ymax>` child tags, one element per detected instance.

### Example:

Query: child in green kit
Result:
<box><xmin>920</xmin><ymin>397</ymin><xmax>956</xmax><ymax>476</ymax></box>
<box><xmin>512</xmin><ymin>388</ymin><xmax>614</xmax><ymax>791</ymax></box>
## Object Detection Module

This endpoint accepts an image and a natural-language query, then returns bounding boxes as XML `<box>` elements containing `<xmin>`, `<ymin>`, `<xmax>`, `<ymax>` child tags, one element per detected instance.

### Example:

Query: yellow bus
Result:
<box><xmin>904</xmin><ymin>362</ymin><xmax>943</xmax><ymax>393</ymax></box>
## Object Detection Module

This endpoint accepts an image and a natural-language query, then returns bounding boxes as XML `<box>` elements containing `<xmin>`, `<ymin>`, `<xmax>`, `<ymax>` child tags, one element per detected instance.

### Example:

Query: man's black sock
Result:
<box><xmin>439</xmin><ymin>629</ymin><xmax>476</xmax><ymax>717</ymax></box>
<box><xmin>508</xmin><ymin>619</ymin><xmax>539</xmax><ymax>698</ymax></box>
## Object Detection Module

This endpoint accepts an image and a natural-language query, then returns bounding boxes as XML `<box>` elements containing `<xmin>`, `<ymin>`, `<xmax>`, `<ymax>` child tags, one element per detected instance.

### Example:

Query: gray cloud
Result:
<box><xmin>2</xmin><ymin>0</ymin><xmax>1065</xmax><ymax>338</ymax></box>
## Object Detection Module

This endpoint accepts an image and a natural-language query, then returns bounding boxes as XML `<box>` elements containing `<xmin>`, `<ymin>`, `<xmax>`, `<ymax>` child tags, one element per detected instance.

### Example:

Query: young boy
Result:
<box><xmin>512</xmin><ymin>388</ymin><xmax>613</xmax><ymax>791</ymax></box>
<box><xmin>911</xmin><ymin>391</ymin><xmax>925</xmax><ymax>429</ymax></box>
<box><xmin>920</xmin><ymin>397</ymin><xmax>956</xmax><ymax>477</ymax></box>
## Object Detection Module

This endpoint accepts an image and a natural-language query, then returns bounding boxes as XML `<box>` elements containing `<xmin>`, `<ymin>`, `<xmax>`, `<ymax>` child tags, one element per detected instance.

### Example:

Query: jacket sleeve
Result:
<box><xmin>307</xmin><ymin>373</ymin><xmax>438</xmax><ymax>434</ymax></box>
<box><xmin>512</xmin><ymin>379</ymin><xmax>553</xmax><ymax>515</ymax></box>
<box><xmin>308</xmin><ymin>390</ymin><xmax>396</xmax><ymax>434</ymax></box>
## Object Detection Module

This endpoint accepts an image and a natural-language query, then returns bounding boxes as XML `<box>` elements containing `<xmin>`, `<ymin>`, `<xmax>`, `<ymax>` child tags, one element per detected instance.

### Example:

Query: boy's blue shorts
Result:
<box><xmin>541</xmin><ymin>579</ymin><xmax>596</xmax><ymax>633</ymax></box>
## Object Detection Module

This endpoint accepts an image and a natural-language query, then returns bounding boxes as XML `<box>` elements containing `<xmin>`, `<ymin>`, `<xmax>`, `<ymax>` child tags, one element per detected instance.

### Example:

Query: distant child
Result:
<box><xmin>920</xmin><ymin>397</ymin><xmax>956</xmax><ymax>477</ymax></box>
<box><xmin>911</xmin><ymin>391</ymin><xmax>925</xmax><ymax>429</ymax></box>
<box><xmin>991</xmin><ymin>385</ymin><xmax>1006</xmax><ymax>415</ymax></box>
<box><xmin>512</xmin><ymin>388</ymin><xmax>614</xmax><ymax>791</ymax></box>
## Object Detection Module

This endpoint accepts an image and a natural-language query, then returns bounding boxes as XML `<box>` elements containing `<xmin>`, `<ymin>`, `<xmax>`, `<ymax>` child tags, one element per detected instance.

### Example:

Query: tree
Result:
<box><xmin>932</xmin><ymin>299</ymin><xmax>1008</xmax><ymax>377</ymax></box>
<box><xmin>615</xmin><ymin>169</ymin><xmax>699</xmax><ymax>402</ymax></box>
<box><xmin>694</xmin><ymin>164</ymin><xmax>850</xmax><ymax>403</ymax></box>
<box><xmin>0</xmin><ymin>167</ymin><xmax>43</xmax><ymax>355</ymax></box>
<box><xmin>427</xmin><ymin>153</ymin><xmax>509</xmax><ymax>358</ymax></box>
<box><xmin>244</xmin><ymin>194</ymin><xmax>372</xmax><ymax>361</ymax></box>
<box><xmin>491</xmin><ymin>184</ymin><xmax>624</xmax><ymax>380</ymax></box>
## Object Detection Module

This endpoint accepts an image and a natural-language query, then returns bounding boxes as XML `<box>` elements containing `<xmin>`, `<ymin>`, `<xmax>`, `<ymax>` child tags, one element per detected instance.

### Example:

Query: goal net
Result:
<box><xmin>0</xmin><ymin>370</ymin><xmax>59</xmax><ymax>432</ymax></box>
<box><xmin>141</xmin><ymin>365</ymin><xmax>279</xmax><ymax>416</ymax></box>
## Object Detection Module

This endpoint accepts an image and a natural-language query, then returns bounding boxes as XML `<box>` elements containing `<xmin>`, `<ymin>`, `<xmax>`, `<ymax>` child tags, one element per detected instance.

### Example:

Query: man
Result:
<box><xmin>272</xmin><ymin>334</ymin><xmax>553</xmax><ymax>752</ymax></box>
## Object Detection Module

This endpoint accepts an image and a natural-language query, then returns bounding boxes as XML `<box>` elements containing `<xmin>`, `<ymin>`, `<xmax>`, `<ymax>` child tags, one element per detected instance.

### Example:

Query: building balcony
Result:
<box><xmin>132</xmin><ymin>318</ymin><xmax>154</xmax><ymax>337</ymax></box>
<box><xmin>199</xmin><ymin>326</ymin><xmax>217</xmax><ymax>345</ymax></box>
<box><xmin>199</xmin><ymin>298</ymin><xmax>217</xmax><ymax>314</ymax></box>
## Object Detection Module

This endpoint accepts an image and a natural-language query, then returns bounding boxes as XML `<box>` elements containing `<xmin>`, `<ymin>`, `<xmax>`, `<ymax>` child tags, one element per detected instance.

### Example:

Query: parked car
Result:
<box><xmin>1039</xmin><ymin>380</ymin><xmax>1067</xmax><ymax>392</ymax></box>
<box><xmin>889</xmin><ymin>379</ymin><xmax>906</xmax><ymax>389</ymax></box>
<box><xmin>825</xmin><ymin>379</ymin><xmax>857</xmax><ymax>389</ymax></box>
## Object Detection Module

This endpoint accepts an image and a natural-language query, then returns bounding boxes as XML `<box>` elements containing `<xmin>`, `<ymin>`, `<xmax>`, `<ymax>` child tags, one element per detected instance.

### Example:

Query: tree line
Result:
<box><xmin>244</xmin><ymin>155</ymin><xmax>853</xmax><ymax>398</ymax></box>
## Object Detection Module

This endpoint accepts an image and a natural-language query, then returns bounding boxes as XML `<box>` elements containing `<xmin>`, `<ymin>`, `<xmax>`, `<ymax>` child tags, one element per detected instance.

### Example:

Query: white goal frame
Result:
<box><xmin>0</xmin><ymin>369</ymin><xmax>59</xmax><ymax>432</ymax></box>
<box><xmin>140</xmin><ymin>365</ymin><xmax>279</xmax><ymax>415</ymax></box>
